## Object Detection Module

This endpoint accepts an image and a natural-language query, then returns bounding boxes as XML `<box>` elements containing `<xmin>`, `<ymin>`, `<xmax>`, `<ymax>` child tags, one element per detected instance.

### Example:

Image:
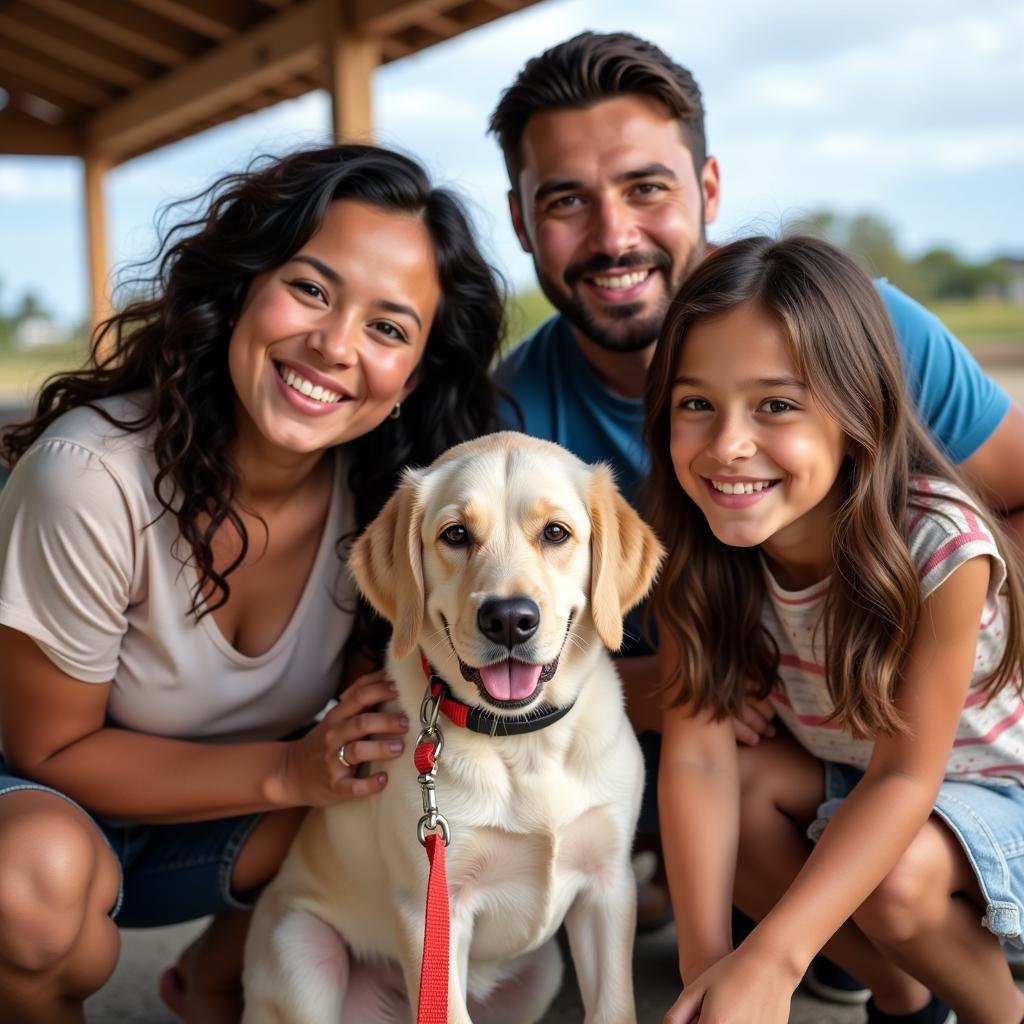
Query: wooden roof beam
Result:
<box><xmin>129</xmin><ymin>0</ymin><xmax>258</xmax><ymax>43</ymax></box>
<box><xmin>0</xmin><ymin>6</ymin><xmax>152</xmax><ymax>90</ymax></box>
<box><xmin>86</xmin><ymin>0</ymin><xmax>326</xmax><ymax>162</ymax></box>
<box><xmin>20</xmin><ymin>0</ymin><xmax>198</xmax><ymax>68</ymax></box>
<box><xmin>480</xmin><ymin>0</ymin><xmax>524</xmax><ymax>12</ymax></box>
<box><xmin>0</xmin><ymin>42</ymin><xmax>114</xmax><ymax>110</ymax></box>
<box><xmin>0</xmin><ymin>106</ymin><xmax>79</xmax><ymax>156</ymax></box>
<box><xmin>380</xmin><ymin>36</ymin><xmax>416</xmax><ymax>61</ymax></box>
<box><xmin>0</xmin><ymin>69</ymin><xmax>85</xmax><ymax>119</ymax></box>
<box><xmin>417</xmin><ymin>12</ymin><xmax>464</xmax><ymax>35</ymax></box>
<box><xmin>351</xmin><ymin>0</ymin><xmax>461</xmax><ymax>36</ymax></box>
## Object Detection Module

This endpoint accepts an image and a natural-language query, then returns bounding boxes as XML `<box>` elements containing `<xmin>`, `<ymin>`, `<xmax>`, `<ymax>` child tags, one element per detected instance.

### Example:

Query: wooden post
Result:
<box><xmin>326</xmin><ymin>0</ymin><xmax>380</xmax><ymax>143</ymax></box>
<box><xmin>83</xmin><ymin>150</ymin><xmax>112</xmax><ymax>343</ymax></box>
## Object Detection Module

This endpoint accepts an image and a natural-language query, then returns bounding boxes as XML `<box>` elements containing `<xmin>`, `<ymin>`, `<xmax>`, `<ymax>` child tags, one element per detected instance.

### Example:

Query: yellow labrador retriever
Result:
<box><xmin>242</xmin><ymin>432</ymin><xmax>663</xmax><ymax>1024</ymax></box>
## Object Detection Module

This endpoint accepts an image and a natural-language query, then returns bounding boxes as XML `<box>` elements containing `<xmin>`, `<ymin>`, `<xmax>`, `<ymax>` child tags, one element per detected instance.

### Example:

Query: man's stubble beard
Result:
<box><xmin>534</xmin><ymin>238</ymin><xmax>706</xmax><ymax>355</ymax></box>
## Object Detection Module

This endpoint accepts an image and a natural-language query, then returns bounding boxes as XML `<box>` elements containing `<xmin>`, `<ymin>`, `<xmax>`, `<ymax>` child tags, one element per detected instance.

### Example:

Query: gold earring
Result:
<box><xmin>389</xmin><ymin>403</ymin><xmax>401</xmax><ymax>420</ymax></box>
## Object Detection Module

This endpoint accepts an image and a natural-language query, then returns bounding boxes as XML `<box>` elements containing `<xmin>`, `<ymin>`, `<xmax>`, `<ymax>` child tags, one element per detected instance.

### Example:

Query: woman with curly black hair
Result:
<box><xmin>0</xmin><ymin>143</ymin><xmax>504</xmax><ymax>1023</ymax></box>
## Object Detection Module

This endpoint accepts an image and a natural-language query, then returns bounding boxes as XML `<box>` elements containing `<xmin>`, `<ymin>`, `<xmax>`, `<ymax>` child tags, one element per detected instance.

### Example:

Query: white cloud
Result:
<box><xmin>0</xmin><ymin>161</ymin><xmax>78</xmax><ymax>202</ymax></box>
<box><xmin>812</xmin><ymin>128</ymin><xmax>1024</xmax><ymax>172</ymax></box>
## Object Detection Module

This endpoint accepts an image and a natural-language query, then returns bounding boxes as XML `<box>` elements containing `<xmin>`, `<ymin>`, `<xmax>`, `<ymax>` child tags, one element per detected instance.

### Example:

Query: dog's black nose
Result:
<box><xmin>477</xmin><ymin>597</ymin><xmax>540</xmax><ymax>648</ymax></box>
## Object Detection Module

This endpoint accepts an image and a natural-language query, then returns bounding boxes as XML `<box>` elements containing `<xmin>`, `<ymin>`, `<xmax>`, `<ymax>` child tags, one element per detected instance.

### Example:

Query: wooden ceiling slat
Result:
<box><xmin>128</xmin><ymin>0</ymin><xmax>260</xmax><ymax>43</ymax></box>
<box><xmin>87</xmin><ymin>0</ymin><xmax>325</xmax><ymax>160</ymax></box>
<box><xmin>0</xmin><ymin>106</ymin><xmax>80</xmax><ymax>156</ymax></box>
<box><xmin>263</xmin><ymin>78</ymin><xmax>315</xmax><ymax>100</ymax></box>
<box><xmin>393</xmin><ymin>23</ymin><xmax>445</xmax><ymax>51</ymax></box>
<box><xmin>0</xmin><ymin>7</ymin><xmax>152</xmax><ymax>90</ymax></box>
<box><xmin>0</xmin><ymin>70</ymin><xmax>86</xmax><ymax>119</ymax></box>
<box><xmin>418</xmin><ymin>13</ymin><xmax>464</xmax><ymax>35</ymax></box>
<box><xmin>420</xmin><ymin>0</ymin><xmax>522</xmax><ymax>39</ymax></box>
<box><xmin>380</xmin><ymin>36</ymin><xmax>415</xmax><ymax>61</ymax></box>
<box><xmin>478</xmin><ymin>0</ymin><xmax>524</xmax><ymax>12</ymax></box>
<box><xmin>0</xmin><ymin>43</ymin><xmax>113</xmax><ymax>109</ymax></box>
<box><xmin>293</xmin><ymin>72</ymin><xmax>326</xmax><ymax>90</ymax></box>
<box><xmin>20</xmin><ymin>0</ymin><xmax>201</xmax><ymax>68</ymax></box>
<box><xmin>451</xmin><ymin>0</ymin><xmax>520</xmax><ymax>20</ymax></box>
<box><xmin>354</xmin><ymin>0</ymin><xmax>531</xmax><ymax>45</ymax></box>
<box><xmin>352</xmin><ymin>0</ymin><xmax>462</xmax><ymax>36</ymax></box>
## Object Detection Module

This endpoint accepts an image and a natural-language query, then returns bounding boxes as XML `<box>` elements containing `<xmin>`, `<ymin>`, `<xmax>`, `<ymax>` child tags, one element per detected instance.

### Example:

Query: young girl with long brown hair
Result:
<box><xmin>646</xmin><ymin>234</ymin><xmax>1024</xmax><ymax>1024</ymax></box>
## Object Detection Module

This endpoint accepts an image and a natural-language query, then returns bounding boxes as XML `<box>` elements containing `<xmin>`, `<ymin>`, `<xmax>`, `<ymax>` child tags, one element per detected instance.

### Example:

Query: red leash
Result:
<box><xmin>415</xmin><ymin>664</ymin><xmax>451</xmax><ymax>1024</ymax></box>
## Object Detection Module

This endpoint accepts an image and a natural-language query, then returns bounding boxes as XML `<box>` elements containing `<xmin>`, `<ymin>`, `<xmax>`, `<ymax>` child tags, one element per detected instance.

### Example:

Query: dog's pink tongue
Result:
<box><xmin>478</xmin><ymin>660</ymin><xmax>543</xmax><ymax>701</ymax></box>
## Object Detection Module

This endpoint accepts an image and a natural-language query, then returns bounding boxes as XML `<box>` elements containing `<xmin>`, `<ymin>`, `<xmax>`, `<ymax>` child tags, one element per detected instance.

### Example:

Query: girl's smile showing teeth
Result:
<box><xmin>704</xmin><ymin>476</ymin><xmax>780</xmax><ymax>508</ymax></box>
<box><xmin>709</xmin><ymin>478</ymin><xmax>778</xmax><ymax>495</ymax></box>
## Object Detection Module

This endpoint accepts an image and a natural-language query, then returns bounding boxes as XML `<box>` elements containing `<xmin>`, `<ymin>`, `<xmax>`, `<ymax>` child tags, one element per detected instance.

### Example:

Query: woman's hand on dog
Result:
<box><xmin>273</xmin><ymin>670</ymin><xmax>409</xmax><ymax>807</ymax></box>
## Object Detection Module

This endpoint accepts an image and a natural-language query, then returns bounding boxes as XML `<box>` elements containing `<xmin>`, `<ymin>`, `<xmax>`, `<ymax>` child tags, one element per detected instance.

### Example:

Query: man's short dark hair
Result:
<box><xmin>488</xmin><ymin>31</ymin><xmax>707</xmax><ymax>195</ymax></box>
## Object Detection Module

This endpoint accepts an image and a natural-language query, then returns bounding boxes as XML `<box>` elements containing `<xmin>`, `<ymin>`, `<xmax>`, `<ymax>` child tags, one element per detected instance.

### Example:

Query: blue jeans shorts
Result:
<box><xmin>0</xmin><ymin>757</ymin><xmax>263</xmax><ymax>928</ymax></box>
<box><xmin>811</xmin><ymin>761</ymin><xmax>1024</xmax><ymax>949</ymax></box>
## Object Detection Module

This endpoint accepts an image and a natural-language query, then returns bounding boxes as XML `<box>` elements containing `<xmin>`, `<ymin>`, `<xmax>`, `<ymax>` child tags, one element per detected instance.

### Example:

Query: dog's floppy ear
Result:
<box><xmin>348</xmin><ymin>469</ymin><xmax>426</xmax><ymax>659</ymax></box>
<box><xmin>587</xmin><ymin>464</ymin><xmax>665</xmax><ymax>651</ymax></box>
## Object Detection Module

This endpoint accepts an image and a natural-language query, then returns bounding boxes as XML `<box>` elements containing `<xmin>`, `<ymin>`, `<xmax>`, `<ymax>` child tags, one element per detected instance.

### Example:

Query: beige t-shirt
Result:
<box><xmin>0</xmin><ymin>394</ymin><xmax>357</xmax><ymax>743</ymax></box>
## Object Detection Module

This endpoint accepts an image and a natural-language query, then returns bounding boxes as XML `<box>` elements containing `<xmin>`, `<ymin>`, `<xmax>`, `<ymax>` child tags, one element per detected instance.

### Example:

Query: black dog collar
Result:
<box><xmin>419</xmin><ymin>654</ymin><xmax>574</xmax><ymax>736</ymax></box>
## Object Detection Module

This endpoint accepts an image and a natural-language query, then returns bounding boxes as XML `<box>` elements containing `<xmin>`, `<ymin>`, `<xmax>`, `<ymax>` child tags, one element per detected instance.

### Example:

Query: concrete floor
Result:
<box><xmin>85</xmin><ymin>918</ymin><xmax>870</xmax><ymax>1023</ymax></box>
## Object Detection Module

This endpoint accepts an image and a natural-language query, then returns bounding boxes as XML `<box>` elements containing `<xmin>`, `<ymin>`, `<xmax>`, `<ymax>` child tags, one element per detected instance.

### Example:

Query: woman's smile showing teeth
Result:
<box><xmin>273</xmin><ymin>360</ymin><xmax>350</xmax><ymax>416</ymax></box>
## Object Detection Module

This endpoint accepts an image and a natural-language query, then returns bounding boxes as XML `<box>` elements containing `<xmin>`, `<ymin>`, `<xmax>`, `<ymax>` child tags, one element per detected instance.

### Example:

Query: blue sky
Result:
<box><xmin>1</xmin><ymin>0</ymin><xmax>1022</xmax><ymax>326</ymax></box>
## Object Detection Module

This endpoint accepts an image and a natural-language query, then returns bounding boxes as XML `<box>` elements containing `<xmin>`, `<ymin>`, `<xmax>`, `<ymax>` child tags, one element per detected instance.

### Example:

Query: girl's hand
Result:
<box><xmin>273</xmin><ymin>670</ymin><xmax>409</xmax><ymax>807</ymax></box>
<box><xmin>731</xmin><ymin>692</ymin><xmax>777</xmax><ymax>746</ymax></box>
<box><xmin>664</xmin><ymin>948</ymin><xmax>798</xmax><ymax>1024</ymax></box>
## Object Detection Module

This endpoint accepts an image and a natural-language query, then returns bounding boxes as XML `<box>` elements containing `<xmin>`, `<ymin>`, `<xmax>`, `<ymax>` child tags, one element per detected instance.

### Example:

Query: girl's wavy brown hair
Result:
<box><xmin>645</xmin><ymin>235</ymin><xmax>1024</xmax><ymax>737</ymax></box>
<box><xmin>1</xmin><ymin>144</ymin><xmax>504</xmax><ymax>633</ymax></box>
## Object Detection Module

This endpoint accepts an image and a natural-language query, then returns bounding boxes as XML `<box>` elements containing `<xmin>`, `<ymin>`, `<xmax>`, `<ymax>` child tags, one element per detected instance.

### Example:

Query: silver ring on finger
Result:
<box><xmin>337</xmin><ymin>743</ymin><xmax>355</xmax><ymax>769</ymax></box>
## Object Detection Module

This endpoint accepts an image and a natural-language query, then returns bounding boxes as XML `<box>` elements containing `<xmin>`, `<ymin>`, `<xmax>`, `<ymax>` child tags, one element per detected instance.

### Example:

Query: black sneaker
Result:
<box><xmin>802</xmin><ymin>956</ymin><xmax>870</xmax><ymax>1005</ymax></box>
<box><xmin>866</xmin><ymin>994</ymin><xmax>955</xmax><ymax>1024</ymax></box>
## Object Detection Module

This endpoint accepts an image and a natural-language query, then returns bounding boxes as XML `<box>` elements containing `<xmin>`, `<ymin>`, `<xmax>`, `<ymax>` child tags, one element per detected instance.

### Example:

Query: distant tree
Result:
<box><xmin>787</xmin><ymin>210</ymin><xmax>842</xmax><ymax>245</ymax></box>
<box><xmin>0</xmin><ymin>278</ymin><xmax>11</xmax><ymax>352</ymax></box>
<box><xmin>14</xmin><ymin>291</ymin><xmax>48</xmax><ymax>323</ymax></box>
<box><xmin>916</xmin><ymin>248</ymin><xmax>1012</xmax><ymax>300</ymax></box>
<box><xmin>785</xmin><ymin>209</ymin><xmax>920</xmax><ymax>292</ymax></box>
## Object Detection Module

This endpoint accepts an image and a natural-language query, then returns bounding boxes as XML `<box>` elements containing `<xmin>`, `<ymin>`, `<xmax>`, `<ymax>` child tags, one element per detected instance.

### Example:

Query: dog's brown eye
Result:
<box><xmin>543</xmin><ymin>523</ymin><xmax>569</xmax><ymax>544</ymax></box>
<box><xmin>440</xmin><ymin>524</ymin><xmax>469</xmax><ymax>546</ymax></box>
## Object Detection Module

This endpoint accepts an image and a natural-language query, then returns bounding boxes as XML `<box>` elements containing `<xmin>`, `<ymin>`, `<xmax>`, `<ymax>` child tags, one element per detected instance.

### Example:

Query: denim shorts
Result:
<box><xmin>811</xmin><ymin>761</ymin><xmax>1024</xmax><ymax>948</ymax></box>
<box><xmin>0</xmin><ymin>757</ymin><xmax>262</xmax><ymax>928</ymax></box>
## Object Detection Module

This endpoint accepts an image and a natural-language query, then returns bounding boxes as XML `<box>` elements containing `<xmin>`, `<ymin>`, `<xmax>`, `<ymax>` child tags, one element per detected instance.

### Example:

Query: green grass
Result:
<box><xmin>0</xmin><ymin>342</ymin><xmax>91</xmax><ymax>405</ymax></box>
<box><xmin>928</xmin><ymin>300</ymin><xmax>1024</xmax><ymax>349</ymax></box>
<box><xmin>505</xmin><ymin>288</ymin><xmax>554</xmax><ymax>351</ymax></box>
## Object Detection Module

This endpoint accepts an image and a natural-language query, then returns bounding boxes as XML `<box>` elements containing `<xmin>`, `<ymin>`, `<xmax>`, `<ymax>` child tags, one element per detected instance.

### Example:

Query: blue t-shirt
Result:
<box><xmin>496</xmin><ymin>281</ymin><xmax>1008</xmax><ymax>508</ymax></box>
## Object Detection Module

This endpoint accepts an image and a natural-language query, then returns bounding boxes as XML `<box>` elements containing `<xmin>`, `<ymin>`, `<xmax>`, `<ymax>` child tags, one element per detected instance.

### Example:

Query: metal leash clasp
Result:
<box><xmin>416</xmin><ymin>679</ymin><xmax>451</xmax><ymax>847</ymax></box>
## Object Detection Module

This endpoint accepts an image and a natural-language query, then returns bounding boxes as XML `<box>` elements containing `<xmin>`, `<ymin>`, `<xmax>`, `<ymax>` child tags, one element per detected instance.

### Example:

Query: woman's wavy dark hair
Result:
<box><xmin>645</xmin><ymin>235</ymin><xmax>1024</xmax><ymax>737</ymax></box>
<box><xmin>1</xmin><ymin>144</ymin><xmax>505</xmax><ymax>646</ymax></box>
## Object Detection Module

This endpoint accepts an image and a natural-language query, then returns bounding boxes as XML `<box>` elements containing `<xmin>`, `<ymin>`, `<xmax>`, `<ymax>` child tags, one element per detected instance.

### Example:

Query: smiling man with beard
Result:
<box><xmin>492</xmin><ymin>39</ymin><xmax>718</xmax><ymax>503</ymax></box>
